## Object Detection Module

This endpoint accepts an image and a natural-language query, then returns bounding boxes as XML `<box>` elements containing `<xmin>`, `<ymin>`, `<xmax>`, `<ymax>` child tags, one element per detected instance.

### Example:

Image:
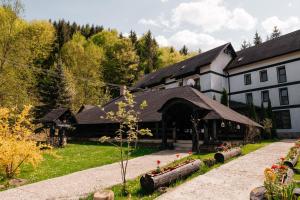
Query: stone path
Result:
<box><xmin>156</xmin><ymin>140</ymin><xmax>295</xmax><ymax>200</ymax></box>
<box><xmin>0</xmin><ymin>150</ymin><xmax>188</xmax><ymax>200</ymax></box>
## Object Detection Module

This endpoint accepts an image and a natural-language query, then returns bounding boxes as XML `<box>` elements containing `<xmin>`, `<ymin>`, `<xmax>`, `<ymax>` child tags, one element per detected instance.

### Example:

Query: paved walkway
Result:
<box><xmin>157</xmin><ymin>140</ymin><xmax>294</xmax><ymax>200</ymax></box>
<box><xmin>0</xmin><ymin>150</ymin><xmax>188</xmax><ymax>200</ymax></box>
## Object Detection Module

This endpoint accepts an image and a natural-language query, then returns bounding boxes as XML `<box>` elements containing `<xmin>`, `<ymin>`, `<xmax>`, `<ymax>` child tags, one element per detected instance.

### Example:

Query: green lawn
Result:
<box><xmin>104</xmin><ymin>140</ymin><xmax>275</xmax><ymax>200</ymax></box>
<box><xmin>0</xmin><ymin>141</ymin><xmax>157</xmax><ymax>187</ymax></box>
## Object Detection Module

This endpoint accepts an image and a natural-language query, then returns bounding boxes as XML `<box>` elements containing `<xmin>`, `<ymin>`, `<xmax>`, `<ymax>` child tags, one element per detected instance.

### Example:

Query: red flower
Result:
<box><xmin>188</xmin><ymin>151</ymin><xmax>192</xmax><ymax>155</ymax></box>
<box><xmin>271</xmin><ymin>164</ymin><xmax>278</xmax><ymax>169</ymax></box>
<box><xmin>279</xmin><ymin>165</ymin><xmax>287</xmax><ymax>170</ymax></box>
<box><xmin>280</xmin><ymin>157</ymin><xmax>285</xmax><ymax>161</ymax></box>
<box><xmin>176</xmin><ymin>154</ymin><xmax>180</xmax><ymax>158</ymax></box>
<box><xmin>157</xmin><ymin>160</ymin><xmax>161</xmax><ymax>165</ymax></box>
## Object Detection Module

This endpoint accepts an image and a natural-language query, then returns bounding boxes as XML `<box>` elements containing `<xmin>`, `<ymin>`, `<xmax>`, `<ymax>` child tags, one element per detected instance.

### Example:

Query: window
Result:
<box><xmin>274</xmin><ymin>110</ymin><xmax>291</xmax><ymax>129</ymax></box>
<box><xmin>246</xmin><ymin>93</ymin><xmax>253</xmax><ymax>104</ymax></box>
<box><xmin>279</xmin><ymin>88</ymin><xmax>289</xmax><ymax>105</ymax></box>
<box><xmin>244</xmin><ymin>74</ymin><xmax>251</xmax><ymax>85</ymax></box>
<box><xmin>260</xmin><ymin>70</ymin><xmax>268</xmax><ymax>82</ymax></box>
<box><xmin>261</xmin><ymin>90</ymin><xmax>269</xmax><ymax>102</ymax></box>
<box><xmin>194</xmin><ymin>78</ymin><xmax>201</xmax><ymax>91</ymax></box>
<box><xmin>277</xmin><ymin>66</ymin><xmax>287</xmax><ymax>83</ymax></box>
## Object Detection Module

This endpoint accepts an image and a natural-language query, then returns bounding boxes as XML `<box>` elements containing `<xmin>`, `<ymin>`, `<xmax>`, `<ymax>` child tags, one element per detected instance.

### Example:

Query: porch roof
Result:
<box><xmin>76</xmin><ymin>86</ymin><xmax>262</xmax><ymax>128</ymax></box>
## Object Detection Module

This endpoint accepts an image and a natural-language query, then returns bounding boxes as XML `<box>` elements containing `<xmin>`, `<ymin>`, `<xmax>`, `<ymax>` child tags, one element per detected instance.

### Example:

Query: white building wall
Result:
<box><xmin>228</xmin><ymin>52</ymin><xmax>300</xmax><ymax>136</ymax></box>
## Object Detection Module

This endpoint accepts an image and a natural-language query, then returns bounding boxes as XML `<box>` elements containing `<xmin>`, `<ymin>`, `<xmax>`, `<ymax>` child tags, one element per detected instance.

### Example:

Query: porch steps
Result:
<box><xmin>174</xmin><ymin>140</ymin><xmax>193</xmax><ymax>151</ymax></box>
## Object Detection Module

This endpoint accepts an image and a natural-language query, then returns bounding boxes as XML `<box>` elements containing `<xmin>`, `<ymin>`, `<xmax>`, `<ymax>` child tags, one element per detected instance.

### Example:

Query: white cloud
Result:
<box><xmin>171</xmin><ymin>0</ymin><xmax>256</xmax><ymax>32</ymax></box>
<box><xmin>156</xmin><ymin>35</ymin><xmax>170</xmax><ymax>47</ymax></box>
<box><xmin>288</xmin><ymin>2</ymin><xmax>293</xmax><ymax>7</ymax></box>
<box><xmin>138</xmin><ymin>18</ymin><xmax>160</xmax><ymax>27</ymax></box>
<box><xmin>261</xmin><ymin>16</ymin><xmax>300</xmax><ymax>34</ymax></box>
<box><xmin>161</xmin><ymin>0</ymin><xmax>168</xmax><ymax>2</ymax></box>
<box><xmin>156</xmin><ymin>30</ymin><xmax>226</xmax><ymax>51</ymax></box>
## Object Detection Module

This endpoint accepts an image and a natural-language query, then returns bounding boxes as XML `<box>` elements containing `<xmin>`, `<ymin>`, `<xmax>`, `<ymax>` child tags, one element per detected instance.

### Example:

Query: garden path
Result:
<box><xmin>0</xmin><ymin>150</ymin><xmax>188</xmax><ymax>200</ymax></box>
<box><xmin>156</xmin><ymin>140</ymin><xmax>294</xmax><ymax>200</ymax></box>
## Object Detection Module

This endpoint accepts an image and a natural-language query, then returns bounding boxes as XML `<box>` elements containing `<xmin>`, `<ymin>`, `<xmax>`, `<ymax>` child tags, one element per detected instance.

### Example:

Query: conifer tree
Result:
<box><xmin>253</xmin><ymin>31</ymin><xmax>262</xmax><ymax>46</ymax></box>
<box><xmin>35</xmin><ymin>58</ymin><xmax>71</xmax><ymax>118</ymax></box>
<box><xmin>249</xmin><ymin>103</ymin><xmax>258</xmax><ymax>122</ymax></box>
<box><xmin>129</xmin><ymin>30</ymin><xmax>137</xmax><ymax>45</ymax></box>
<box><xmin>220</xmin><ymin>88</ymin><xmax>228</xmax><ymax>106</ymax></box>
<box><xmin>136</xmin><ymin>30</ymin><xmax>160</xmax><ymax>74</ymax></box>
<box><xmin>241</xmin><ymin>40</ymin><xmax>251</xmax><ymax>50</ymax></box>
<box><xmin>270</xmin><ymin>26</ymin><xmax>281</xmax><ymax>39</ymax></box>
<box><xmin>179</xmin><ymin>45</ymin><xmax>188</xmax><ymax>55</ymax></box>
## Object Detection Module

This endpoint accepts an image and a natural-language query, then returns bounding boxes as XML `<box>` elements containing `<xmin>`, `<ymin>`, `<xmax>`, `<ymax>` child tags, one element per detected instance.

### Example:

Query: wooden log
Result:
<box><xmin>250</xmin><ymin>186</ymin><xmax>267</xmax><ymax>200</ymax></box>
<box><xmin>140</xmin><ymin>159</ymin><xmax>201</xmax><ymax>192</ymax></box>
<box><xmin>214</xmin><ymin>147</ymin><xmax>242</xmax><ymax>163</ymax></box>
<box><xmin>284</xmin><ymin>149</ymin><xmax>300</xmax><ymax>168</ymax></box>
<box><xmin>284</xmin><ymin>168</ymin><xmax>294</xmax><ymax>184</ymax></box>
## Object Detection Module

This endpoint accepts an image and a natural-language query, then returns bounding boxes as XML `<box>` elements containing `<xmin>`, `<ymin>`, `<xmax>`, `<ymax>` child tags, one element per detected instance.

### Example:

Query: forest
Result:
<box><xmin>0</xmin><ymin>2</ymin><xmax>196</xmax><ymax>118</ymax></box>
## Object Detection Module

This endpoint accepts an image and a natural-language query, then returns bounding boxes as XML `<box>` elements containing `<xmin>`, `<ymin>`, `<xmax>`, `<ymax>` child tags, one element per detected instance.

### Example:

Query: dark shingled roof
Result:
<box><xmin>40</xmin><ymin>108</ymin><xmax>69</xmax><ymax>123</ymax></box>
<box><xmin>76</xmin><ymin>86</ymin><xmax>261</xmax><ymax>127</ymax></box>
<box><xmin>134</xmin><ymin>43</ymin><xmax>231</xmax><ymax>89</ymax></box>
<box><xmin>226</xmin><ymin>29</ymin><xmax>300</xmax><ymax>70</ymax></box>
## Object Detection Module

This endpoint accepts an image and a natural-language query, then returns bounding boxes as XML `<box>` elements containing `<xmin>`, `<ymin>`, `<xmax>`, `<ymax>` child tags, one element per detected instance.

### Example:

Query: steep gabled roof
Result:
<box><xmin>76</xmin><ymin>86</ymin><xmax>261</xmax><ymax>128</ymax></box>
<box><xmin>226</xmin><ymin>29</ymin><xmax>300</xmax><ymax>70</ymax></box>
<box><xmin>40</xmin><ymin>108</ymin><xmax>70</xmax><ymax>123</ymax></box>
<box><xmin>134</xmin><ymin>43</ymin><xmax>231</xmax><ymax>89</ymax></box>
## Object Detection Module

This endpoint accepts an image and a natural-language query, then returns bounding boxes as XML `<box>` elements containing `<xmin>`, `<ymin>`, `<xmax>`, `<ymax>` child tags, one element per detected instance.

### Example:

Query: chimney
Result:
<box><xmin>120</xmin><ymin>85</ymin><xmax>127</xmax><ymax>96</ymax></box>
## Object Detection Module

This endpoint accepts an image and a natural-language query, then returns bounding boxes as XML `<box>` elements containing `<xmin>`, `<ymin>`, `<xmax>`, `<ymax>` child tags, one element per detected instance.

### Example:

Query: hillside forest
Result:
<box><xmin>0</xmin><ymin>2</ymin><xmax>196</xmax><ymax>118</ymax></box>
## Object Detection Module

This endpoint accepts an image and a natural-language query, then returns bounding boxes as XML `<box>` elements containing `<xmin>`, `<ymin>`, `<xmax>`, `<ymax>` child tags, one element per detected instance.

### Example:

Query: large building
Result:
<box><xmin>133</xmin><ymin>29</ymin><xmax>300</xmax><ymax>138</ymax></box>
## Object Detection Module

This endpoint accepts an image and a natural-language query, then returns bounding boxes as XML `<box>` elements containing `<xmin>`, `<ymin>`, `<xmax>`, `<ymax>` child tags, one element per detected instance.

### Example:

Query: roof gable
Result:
<box><xmin>134</xmin><ymin>43</ymin><xmax>230</xmax><ymax>89</ymax></box>
<box><xmin>226</xmin><ymin>29</ymin><xmax>300</xmax><ymax>70</ymax></box>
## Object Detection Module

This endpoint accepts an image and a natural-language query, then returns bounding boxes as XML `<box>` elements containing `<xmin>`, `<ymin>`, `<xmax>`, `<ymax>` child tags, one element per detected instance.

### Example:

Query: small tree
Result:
<box><xmin>267</xmin><ymin>100</ymin><xmax>276</xmax><ymax>138</ymax></box>
<box><xmin>270</xmin><ymin>26</ymin><xmax>281</xmax><ymax>39</ymax></box>
<box><xmin>253</xmin><ymin>31</ymin><xmax>262</xmax><ymax>46</ymax></box>
<box><xmin>99</xmin><ymin>89</ymin><xmax>152</xmax><ymax>195</ymax></box>
<box><xmin>179</xmin><ymin>45</ymin><xmax>188</xmax><ymax>55</ymax></box>
<box><xmin>249</xmin><ymin>103</ymin><xmax>258</xmax><ymax>122</ymax></box>
<box><xmin>241</xmin><ymin>40</ymin><xmax>251</xmax><ymax>50</ymax></box>
<box><xmin>220</xmin><ymin>88</ymin><xmax>228</xmax><ymax>106</ymax></box>
<box><xmin>0</xmin><ymin>105</ymin><xmax>45</xmax><ymax>178</ymax></box>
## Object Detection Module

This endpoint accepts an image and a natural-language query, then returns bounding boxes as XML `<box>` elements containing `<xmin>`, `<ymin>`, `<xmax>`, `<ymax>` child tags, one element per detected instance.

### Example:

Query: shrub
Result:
<box><xmin>0</xmin><ymin>105</ymin><xmax>44</xmax><ymax>178</ymax></box>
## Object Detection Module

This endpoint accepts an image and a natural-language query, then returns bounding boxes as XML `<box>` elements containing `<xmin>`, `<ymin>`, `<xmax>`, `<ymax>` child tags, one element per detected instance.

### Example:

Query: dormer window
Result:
<box><xmin>238</xmin><ymin>57</ymin><xmax>244</xmax><ymax>62</ymax></box>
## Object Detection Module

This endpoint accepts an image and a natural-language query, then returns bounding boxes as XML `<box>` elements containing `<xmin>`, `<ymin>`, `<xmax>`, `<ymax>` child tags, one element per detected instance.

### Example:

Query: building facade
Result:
<box><xmin>134</xmin><ymin>29</ymin><xmax>300</xmax><ymax>137</ymax></box>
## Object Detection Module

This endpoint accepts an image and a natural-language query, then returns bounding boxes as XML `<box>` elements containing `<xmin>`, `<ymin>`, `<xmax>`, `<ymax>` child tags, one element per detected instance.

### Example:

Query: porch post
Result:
<box><xmin>212</xmin><ymin>120</ymin><xmax>217</xmax><ymax>141</ymax></box>
<box><xmin>203</xmin><ymin>122</ymin><xmax>209</xmax><ymax>144</ymax></box>
<box><xmin>161</xmin><ymin>113</ymin><xmax>168</xmax><ymax>149</ymax></box>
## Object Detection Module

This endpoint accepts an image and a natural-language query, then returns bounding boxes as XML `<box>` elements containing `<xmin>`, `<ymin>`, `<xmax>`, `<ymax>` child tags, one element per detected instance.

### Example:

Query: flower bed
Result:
<box><xmin>214</xmin><ymin>147</ymin><xmax>242</xmax><ymax>163</ymax></box>
<box><xmin>250</xmin><ymin>141</ymin><xmax>300</xmax><ymax>200</ymax></box>
<box><xmin>140</xmin><ymin>159</ymin><xmax>201</xmax><ymax>192</ymax></box>
<box><xmin>283</xmin><ymin>143</ymin><xmax>300</xmax><ymax>168</ymax></box>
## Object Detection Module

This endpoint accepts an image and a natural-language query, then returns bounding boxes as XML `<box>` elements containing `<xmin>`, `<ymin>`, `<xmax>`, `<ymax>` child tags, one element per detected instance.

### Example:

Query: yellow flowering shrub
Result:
<box><xmin>0</xmin><ymin>105</ymin><xmax>44</xmax><ymax>178</ymax></box>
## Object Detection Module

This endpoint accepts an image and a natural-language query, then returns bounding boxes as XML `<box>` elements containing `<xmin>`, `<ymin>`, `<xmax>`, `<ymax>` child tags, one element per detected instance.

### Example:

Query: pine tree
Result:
<box><xmin>241</xmin><ymin>40</ymin><xmax>251</xmax><ymax>50</ymax></box>
<box><xmin>129</xmin><ymin>30</ymin><xmax>137</xmax><ymax>45</ymax></box>
<box><xmin>253</xmin><ymin>31</ymin><xmax>262</xmax><ymax>46</ymax></box>
<box><xmin>270</xmin><ymin>26</ymin><xmax>281</xmax><ymax>39</ymax></box>
<box><xmin>136</xmin><ymin>30</ymin><xmax>160</xmax><ymax>74</ymax></box>
<box><xmin>179</xmin><ymin>45</ymin><xmax>188</xmax><ymax>55</ymax></box>
<box><xmin>220</xmin><ymin>88</ymin><xmax>228</xmax><ymax>106</ymax></box>
<box><xmin>35</xmin><ymin>58</ymin><xmax>71</xmax><ymax>118</ymax></box>
<box><xmin>260</xmin><ymin>102</ymin><xmax>267</xmax><ymax>121</ymax></box>
<box><xmin>249</xmin><ymin>103</ymin><xmax>258</xmax><ymax>122</ymax></box>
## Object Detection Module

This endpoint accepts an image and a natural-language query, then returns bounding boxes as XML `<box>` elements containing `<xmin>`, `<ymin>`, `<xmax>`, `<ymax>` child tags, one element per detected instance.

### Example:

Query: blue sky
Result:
<box><xmin>22</xmin><ymin>0</ymin><xmax>300</xmax><ymax>52</ymax></box>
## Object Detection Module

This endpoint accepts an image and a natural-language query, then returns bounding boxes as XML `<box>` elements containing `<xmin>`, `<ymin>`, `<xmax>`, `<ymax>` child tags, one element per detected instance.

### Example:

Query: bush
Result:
<box><xmin>203</xmin><ymin>158</ymin><xmax>216</xmax><ymax>167</ymax></box>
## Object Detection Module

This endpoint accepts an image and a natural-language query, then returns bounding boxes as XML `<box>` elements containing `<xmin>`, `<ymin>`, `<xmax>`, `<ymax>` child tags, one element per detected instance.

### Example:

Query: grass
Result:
<box><xmin>0</xmin><ymin>141</ymin><xmax>157</xmax><ymax>187</ymax></box>
<box><xmin>84</xmin><ymin>140</ymin><xmax>275</xmax><ymax>200</ymax></box>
